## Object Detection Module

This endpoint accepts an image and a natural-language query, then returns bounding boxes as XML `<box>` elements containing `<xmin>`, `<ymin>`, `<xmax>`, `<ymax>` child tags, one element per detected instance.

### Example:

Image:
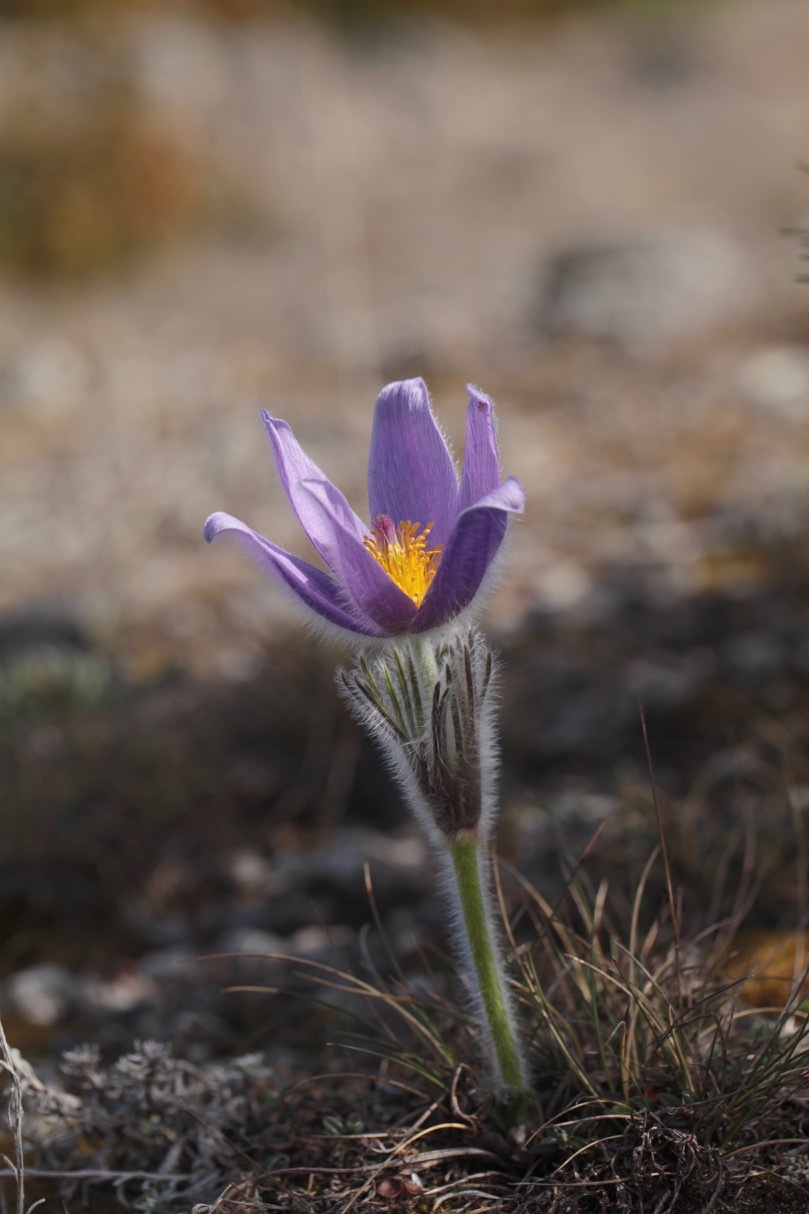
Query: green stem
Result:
<box><xmin>450</xmin><ymin>835</ymin><xmax>529</xmax><ymax>1093</ymax></box>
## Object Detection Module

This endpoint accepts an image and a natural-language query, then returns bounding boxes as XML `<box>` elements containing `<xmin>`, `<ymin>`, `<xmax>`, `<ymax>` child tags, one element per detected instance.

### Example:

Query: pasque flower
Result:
<box><xmin>205</xmin><ymin>374</ymin><xmax>532</xmax><ymax>1102</ymax></box>
<box><xmin>204</xmin><ymin>378</ymin><xmax>524</xmax><ymax>639</ymax></box>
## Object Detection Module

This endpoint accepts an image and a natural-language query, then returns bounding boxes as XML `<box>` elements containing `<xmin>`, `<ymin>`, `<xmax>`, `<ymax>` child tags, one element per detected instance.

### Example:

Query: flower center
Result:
<box><xmin>364</xmin><ymin>514</ymin><xmax>442</xmax><ymax>606</ymax></box>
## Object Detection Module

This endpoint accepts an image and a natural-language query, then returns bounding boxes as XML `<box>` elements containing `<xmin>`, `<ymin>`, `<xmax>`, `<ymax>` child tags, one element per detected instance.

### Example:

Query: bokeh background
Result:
<box><xmin>3</xmin><ymin>0</ymin><xmax>809</xmax><ymax>1063</ymax></box>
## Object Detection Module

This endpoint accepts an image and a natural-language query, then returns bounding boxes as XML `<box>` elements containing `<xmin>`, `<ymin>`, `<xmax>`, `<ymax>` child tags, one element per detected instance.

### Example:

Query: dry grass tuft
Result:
<box><xmin>5</xmin><ymin>793</ymin><xmax>809</xmax><ymax>1210</ymax></box>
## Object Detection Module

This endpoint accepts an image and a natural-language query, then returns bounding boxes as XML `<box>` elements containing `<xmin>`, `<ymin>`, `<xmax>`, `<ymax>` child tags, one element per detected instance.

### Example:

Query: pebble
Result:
<box><xmin>274</xmin><ymin>829</ymin><xmax>430</xmax><ymax>904</ymax></box>
<box><xmin>221</xmin><ymin>848</ymin><xmax>282</xmax><ymax>899</ymax></box>
<box><xmin>736</xmin><ymin>346</ymin><xmax>809</xmax><ymax>421</ymax></box>
<box><xmin>79</xmin><ymin>968</ymin><xmax>158</xmax><ymax>1014</ymax></box>
<box><xmin>4</xmin><ymin>964</ymin><xmax>76</xmax><ymax>1027</ymax></box>
<box><xmin>1</xmin><ymin>338</ymin><xmax>90</xmax><ymax>419</ymax></box>
<box><xmin>213</xmin><ymin>927</ymin><xmax>285</xmax><ymax>958</ymax></box>
<box><xmin>0</xmin><ymin>607</ymin><xmax>89</xmax><ymax>664</ymax></box>
<box><xmin>536</xmin><ymin>228</ymin><xmax>753</xmax><ymax>351</ymax></box>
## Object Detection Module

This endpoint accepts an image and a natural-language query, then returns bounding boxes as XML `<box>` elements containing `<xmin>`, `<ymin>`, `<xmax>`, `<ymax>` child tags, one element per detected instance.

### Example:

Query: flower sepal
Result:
<box><xmin>338</xmin><ymin>626</ymin><xmax>499</xmax><ymax>847</ymax></box>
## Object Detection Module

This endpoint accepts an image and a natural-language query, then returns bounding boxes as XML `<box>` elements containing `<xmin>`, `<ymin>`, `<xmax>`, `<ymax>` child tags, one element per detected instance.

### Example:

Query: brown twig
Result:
<box><xmin>639</xmin><ymin>704</ymin><xmax>684</xmax><ymax>1012</ymax></box>
<box><xmin>0</xmin><ymin>1168</ymin><xmax>193</xmax><ymax>1183</ymax></box>
<box><xmin>0</xmin><ymin>1016</ymin><xmax>24</xmax><ymax>1214</ymax></box>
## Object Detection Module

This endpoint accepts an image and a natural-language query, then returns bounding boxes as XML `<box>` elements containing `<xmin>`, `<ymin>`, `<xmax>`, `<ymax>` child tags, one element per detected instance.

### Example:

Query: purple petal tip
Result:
<box><xmin>502</xmin><ymin>477</ymin><xmax>526</xmax><ymax>512</ymax></box>
<box><xmin>204</xmin><ymin>513</ymin><xmax>222</xmax><ymax>544</ymax></box>
<box><xmin>466</xmin><ymin>383</ymin><xmax>493</xmax><ymax>409</ymax></box>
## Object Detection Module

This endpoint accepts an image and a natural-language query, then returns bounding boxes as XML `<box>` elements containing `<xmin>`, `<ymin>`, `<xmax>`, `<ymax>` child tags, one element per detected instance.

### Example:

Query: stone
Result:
<box><xmin>4</xmin><ymin>964</ymin><xmax>76</xmax><ymax>1026</ymax></box>
<box><xmin>536</xmin><ymin>228</ymin><xmax>753</xmax><ymax>351</ymax></box>
<box><xmin>737</xmin><ymin>346</ymin><xmax>809</xmax><ymax>421</ymax></box>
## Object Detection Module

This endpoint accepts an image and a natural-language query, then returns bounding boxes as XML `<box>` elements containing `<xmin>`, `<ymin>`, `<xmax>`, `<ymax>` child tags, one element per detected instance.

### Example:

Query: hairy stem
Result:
<box><xmin>450</xmin><ymin>835</ymin><xmax>529</xmax><ymax>1093</ymax></box>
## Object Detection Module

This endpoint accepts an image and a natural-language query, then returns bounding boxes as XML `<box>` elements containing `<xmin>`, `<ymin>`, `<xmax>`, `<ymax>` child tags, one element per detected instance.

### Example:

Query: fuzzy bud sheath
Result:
<box><xmin>339</xmin><ymin>626</ymin><xmax>530</xmax><ymax>1096</ymax></box>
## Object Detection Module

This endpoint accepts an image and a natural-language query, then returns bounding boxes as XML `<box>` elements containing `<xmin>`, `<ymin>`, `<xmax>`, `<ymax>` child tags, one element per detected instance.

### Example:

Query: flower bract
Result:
<box><xmin>339</xmin><ymin>628</ymin><xmax>499</xmax><ymax>844</ymax></box>
<box><xmin>204</xmin><ymin>377</ymin><xmax>525</xmax><ymax>639</ymax></box>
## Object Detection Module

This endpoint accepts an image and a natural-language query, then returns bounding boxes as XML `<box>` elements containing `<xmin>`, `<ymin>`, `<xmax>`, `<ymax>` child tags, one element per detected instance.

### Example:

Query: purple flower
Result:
<box><xmin>204</xmin><ymin>378</ymin><xmax>525</xmax><ymax>639</ymax></box>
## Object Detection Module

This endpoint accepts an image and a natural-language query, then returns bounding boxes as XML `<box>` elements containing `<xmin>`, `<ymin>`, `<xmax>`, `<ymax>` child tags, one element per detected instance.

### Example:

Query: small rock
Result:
<box><xmin>627</xmin><ymin>27</ymin><xmax>701</xmax><ymax>90</ymax></box>
<box><xmin>277</xmin><ymin>829</ymin><xmax>430</xmax><ymax>903</ymax></box>
<box><xmin>2</xmin><ymin>338</ymin><xmax>90</xmax><ymax>419</ymax></box>
<box><xmin>139</xmin><ymin>946</ymin><xmax>204</xmax><ymax>982</ymax></box>
<box><xmin>4</xmin><ymin>964</ymin><xmax>76</xmax><ymax>1026</ymax></box>
<box><xmin>215</xmin><ymin>927</ymin><xmax>285</xmax><ymax>957</ymax></box>
<box><xmin>0</xmin><ymin>607</ymin><xmax>89</xmax><ymax>665</ymax></box>
<box><xmin>737</xmin><ymin>346</ymin><xmax>809</xmax><ymax>421</ymax></box>
<box><xmin>287</xmin><ymin>924</ymin><xmax>355</xmax><ymax>959</ymax></box>
<box><xmin>209</xmin><ymin>928</ymin><xmax>287</xmax><ymax>985</ymax></box>
<box><xmin>79</xmin><ymin>967</ymin><xmax>158</xmax><ymax>1014</ymax></box>
<box><xmin>221</xmin><ymin>848</ymin><xmax>282</xmax><ymax>899</ymax></box>
<box><xmin>722</xmin><ymin>631</ymin><xmax>786</xmax><ymax>682</ymax></box>
<box><xmin>535</xmin><ymin>562</ymin><xmax>593</xmax><ymax>612</ymax></box>
<box><xmin>536</xmin><ymin>228</ymin><xmax>752</xmax><ymax>351</ymax></box>
<box><xmin>622</xmin><ymin>650</ymin><xmax>714</xmax><ymax>709</ymax></box>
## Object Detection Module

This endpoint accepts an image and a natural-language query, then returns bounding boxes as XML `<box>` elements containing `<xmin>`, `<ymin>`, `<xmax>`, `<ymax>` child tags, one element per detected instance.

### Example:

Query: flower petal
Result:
<box><xmin>367</xmin><ymin>379</ymin><xmax>459</xmax><ymax>547</ymax></box>
<box><xmin>410</xmin><ymin>477</ymin><xmax>526</xmax><ymax>633</ymax></box>
<box><xmin>204</xmin><ymin>511</ymin><xmax>382</xmax><ymax>636</ymax></box>
<box><xmin>458</xmin><ymin>385</ymin><xmax>501</xmax><ymax>513</ymax></box>
<box><xmin>261</xmin><ymin>412</ymin><xmax>367</xmax><ymax>569</ymax></box>
<box><xmin>300</xmin><ymin>481</ymin><xmax>419</xmax><ymax>634</ymax></box>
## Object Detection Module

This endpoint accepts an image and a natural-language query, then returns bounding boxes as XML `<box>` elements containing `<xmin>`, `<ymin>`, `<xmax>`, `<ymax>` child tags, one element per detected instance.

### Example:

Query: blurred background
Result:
<box><xmin>3</xmin><ymin>0</ymin><xmax>809</xmax><ymax>1062</ymax></box>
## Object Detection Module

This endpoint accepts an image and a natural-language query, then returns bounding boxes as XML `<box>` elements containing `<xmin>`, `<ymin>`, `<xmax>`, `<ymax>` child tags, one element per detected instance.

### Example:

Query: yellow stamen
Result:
<box><xmin>364</xmin><ymin>515</ymin><xmax>442</xmax><ymax>606</ymax></box>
